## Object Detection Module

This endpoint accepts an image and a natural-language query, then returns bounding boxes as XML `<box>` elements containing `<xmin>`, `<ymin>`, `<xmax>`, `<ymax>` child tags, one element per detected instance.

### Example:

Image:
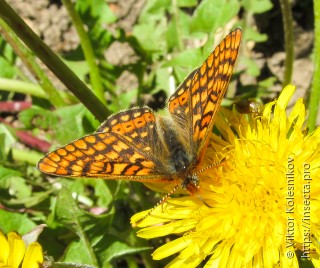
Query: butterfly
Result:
<box><xmin>38</xmin><ymin>28</ymin><xmax>242</xmax><ymax>194</ymax></box>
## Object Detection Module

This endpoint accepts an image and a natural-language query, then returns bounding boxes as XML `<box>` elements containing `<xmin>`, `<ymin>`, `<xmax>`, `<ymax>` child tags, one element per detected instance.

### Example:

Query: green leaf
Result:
<box><xmin>133</xmin><ymin>20</ymin><xmax>167</xmax><ymax>53</ymax></box>
<box><xmin>1</xmin><ymin>176</ymin><xmax>31</xmax><ymax>200</ymax></box>
<box><xmin>54</xmin><ymin>104</ymin><xmax>87</xmax><ymax>145</ymax></box>
<box><xmin>153</xmin><ymin>67</ymin><xmax>170</xmax><ymax>95</ymax></box>
<box><xmin>242</xmin><ymin>0</ymin><xmax>273</xmax><ymax>14</ymax></box>
<box><xmin>177</xmin><ymin>0</ymin><xmax>197</xmax><ymax>7</ymax></box>
<box><xmin>0</xmin><ymin>168</ymin><xmax>32</xmax><ymax>202</ymax></box>
<box><xmin>89</xmin><ymin>180</ymin><xmax>114</xmax><ymax>208</ymax></box>
<box><xmin>0</xmin><ymin>37</ymin><xmax>17</xmax><ymax>78</ymax></box>
<box><xmin>241</xmin><ymin>57</ymin><xmax>260</xmax><ymax>77</ymax></box>
<box><xmin>51</xmin><ymin>262</ymin><xmax>96</xmax><ymax>268</ymax></box>
<box><xmin>56</xmin><ymin>187</ymin><xmax>111</xmax><ymax>266</ymax></box>
<box><xmin>166</xmin><ymin>48</ymin><xmax>203</xmax><ymax>82</ymax></box>
<box><xmin>190</xmin><ymin>0</ymin><xmax>240</xmax><ymax>33</ymax></box>
<box><xmin>0</xmin><ymin>165</ymin><xmax>22</xmax><ymax>178</ymax></box>
<box><xmin>0</xmin><ymin>57</ymin><xmax>16</xmax><ymax>78</ymax></box>
<box><xmin>258</xmin><ymin>77</ymin><xmax>277</xmax><ymax>89</ymax></box>
<box><xmin>257</xmin><ymin>77</ymin><xmax>278</xmax><ymax>97</ymax></box>
<box><xmin>105</xmin><ymin>90</ymin><xmax>135</xmax><ymax>113</ymax></box>
<box><xmin>0</xmin><ymin>123</ymin><xmax>16</xmax><ymax>156</ymax></box>
<box><xmin>64</xmin><ymin>234</ymin><xmax>150</xmax><ymax>267</ymax></box>
<box><xmin>91</xmin><ymin>0</ymin><xmax>117</xmax><ymax>24</ymax></box>
<box><xmin>56</xmin><ymin>187</ymin><xmax>149</xmax><ymax>266</ymax></box>
<box><xmin>64</xmin><ymin>59</ymin><xmax>90</xmax><ymax>82</ymax></box>
<box><xmin>63</xmin><ymin>239</ymin><xmax>97</xmax><ymax>266</ymax></box>
<box><xmin>0</xmin><ymin>209</ymin><xmax>36</xmax><ymax>234</ymax></box>
<box><xmin>0</xmin><ymin>133</ymin><xmax>5</xmax><ymax>161</ymax></box>
<box><xmin>138</xmin><ymin>0</ymin><xmax>171</xmax><ymax>23</ymax></box>
<box><xmin>19</xmin><ymin>107</ymin><xmax>59</xmax><ymax>130</ymax></box>
<box><xmin>10</xmin><ymin>190</ymin><xmax>54</xmax><ymax>207</ymax></box>
<box><xmin>59</xmin><ymin>178</ymin><xmax>113</xmax><ymax>208</ymax></box>
<box><xmin>166</xmin><ymin>10</ymin><xmax>191</xmax><ymax>51</ymax></box>
<box><xmin>0</xmin><ymin>37</ymin><xmax>16</xmax><ymax>63</ymax></box>
<box><xmin>245</xmin><ymin>27</ymin><xmax>268</xmax><ymax>43</ymax></box>
<box><xmin>102</xmin><ymin>237</ymin><xmax>150</xmax><ymax>263</ymax></box>
<box><xmin>116</xmin><ymin>87</ymin><xmax>138</xmax><ymax>110</ymax></box>
<box><xmin>75</xmin><ymin>0</ymin><xmax>116</xmax><ymax>57</ymax></box>
<box><xmin>83</xmin><ymin>107</ymin><xmax>100</xmax><ymax>131</ymax></box>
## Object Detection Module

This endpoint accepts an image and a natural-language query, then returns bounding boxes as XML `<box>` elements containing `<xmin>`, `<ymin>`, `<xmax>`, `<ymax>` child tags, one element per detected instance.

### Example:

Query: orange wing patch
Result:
<box><xmin>97</xmin><ymin>108</ymin><xmax>158</xmax><ymax>151</ymax></box>
<box><xmin>190</xmin><ymin>29</ymin><xmax>241</xmax><ymax>157</ymax></box>
<box><xmin>38</xmin><ymin>132</ymin><xmax>158</xmax><ymax>178</ymax></box>
<box><xmin>168</xmin><ymin>69</ymin><xmax>196</xmax><ymax>115</ymax></box>
<box><xmin>97</xmin><ymin>108</ymin><xmax>155</xmax><ymax>134</ymax></box>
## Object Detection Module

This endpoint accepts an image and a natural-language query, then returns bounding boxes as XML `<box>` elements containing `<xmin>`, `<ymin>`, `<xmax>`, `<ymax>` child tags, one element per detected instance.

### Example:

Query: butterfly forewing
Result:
<box><xmin>168</xmin><ymin>29</ymin><xmax>241</xmax><ymax>163</ymax></box>
<box><xmin>96</xmin><ymin>108</ymin><xmax>160</xmax><ymax>151</ymax></box>
<box><xmin>38</xmin><ymin>108</ymin><xmax>175</xmax><ymax>181</ymax></box>
<box><xmin>192</xmin><ymin>29</ymin><xmax>241</xmax><ymax>159</ymax></box>
<box><xmin>38</xmin><ymin>131</ymin><xmax>173</xmax><ymax>181</ymax></box>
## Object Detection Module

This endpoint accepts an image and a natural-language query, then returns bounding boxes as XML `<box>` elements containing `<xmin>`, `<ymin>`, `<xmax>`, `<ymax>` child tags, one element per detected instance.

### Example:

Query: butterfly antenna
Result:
<box><xmin>193</xmin><ymin>163</ymin><xmax>215</xmax><ymax>177</ymax></box>
<box><xmin>135</xmin><ymin>183</ymin><xmax>182</xmax><ymax>225</ymax></box>
<box><xmin>191</xmin><ymin>159</ymin><xmax>227</xmax><ymax>208</ymax></box>
<box><xmin>193</xmin><ymin>159</ymin><xmax>225</xmax><ymax>177</ymax></box>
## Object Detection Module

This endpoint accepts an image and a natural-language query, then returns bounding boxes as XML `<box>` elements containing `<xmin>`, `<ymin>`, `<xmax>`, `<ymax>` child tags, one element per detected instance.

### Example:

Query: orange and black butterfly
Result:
<box><xmin>38</xmin><ymin>28</ymin><xmax>242</xmax><ymax>194</ymax></box>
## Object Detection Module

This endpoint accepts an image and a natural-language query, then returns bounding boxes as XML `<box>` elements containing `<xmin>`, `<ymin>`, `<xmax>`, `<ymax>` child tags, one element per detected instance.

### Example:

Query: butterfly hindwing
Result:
<box><xmin>168</xmin><ymin>68</ymin><xmax>197</xmax><ymax>125</ymax></box>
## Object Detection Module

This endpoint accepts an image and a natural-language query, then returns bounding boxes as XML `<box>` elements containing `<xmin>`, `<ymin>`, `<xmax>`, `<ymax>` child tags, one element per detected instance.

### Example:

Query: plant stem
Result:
<box><xmin>0</xmin><ymin>18</ymin><xmax>66</xmax><ymax>107</ymax></box>
<box><xmin>0</xmin><ymin>78</ymin><xmax>77</xmax><ymax>103</ymax></box>
<box><xmin>62</xmin><ymin>0</ymin><xmax>106</xmax><ymax>105</ymax></box>
<box><xmin>279</xmin><ymin>0</ymin><xmax>294</xmax><ymax>87</ymax></box>
<box><xmin>0</xmin><ymin>0</ymin><xmax>109</xmax><ymax>122</ymax></box>
<box><xmin>308</xmin><ymin>0</ymin><xmax>320</xmax><ymax>131</ymax></box>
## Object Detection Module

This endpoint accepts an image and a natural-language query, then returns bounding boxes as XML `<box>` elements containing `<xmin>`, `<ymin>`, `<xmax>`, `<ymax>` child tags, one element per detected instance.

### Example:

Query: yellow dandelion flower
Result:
<box><xmin>0</xmin><ymin>227</ymin><xmax>44</xmax><ymax>268</ymax></box>
<box><xmin>131</xmin><ymin>85</ymin><xmax>320</xmax><ymax>267</ymax></box>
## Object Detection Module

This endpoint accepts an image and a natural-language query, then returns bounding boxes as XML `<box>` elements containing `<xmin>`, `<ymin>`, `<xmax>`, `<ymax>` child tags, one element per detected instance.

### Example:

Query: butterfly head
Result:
<box><xmin>181</xmin><ymin>173</ymin><xmax>199</xmax><ymax>194</ymax></box>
